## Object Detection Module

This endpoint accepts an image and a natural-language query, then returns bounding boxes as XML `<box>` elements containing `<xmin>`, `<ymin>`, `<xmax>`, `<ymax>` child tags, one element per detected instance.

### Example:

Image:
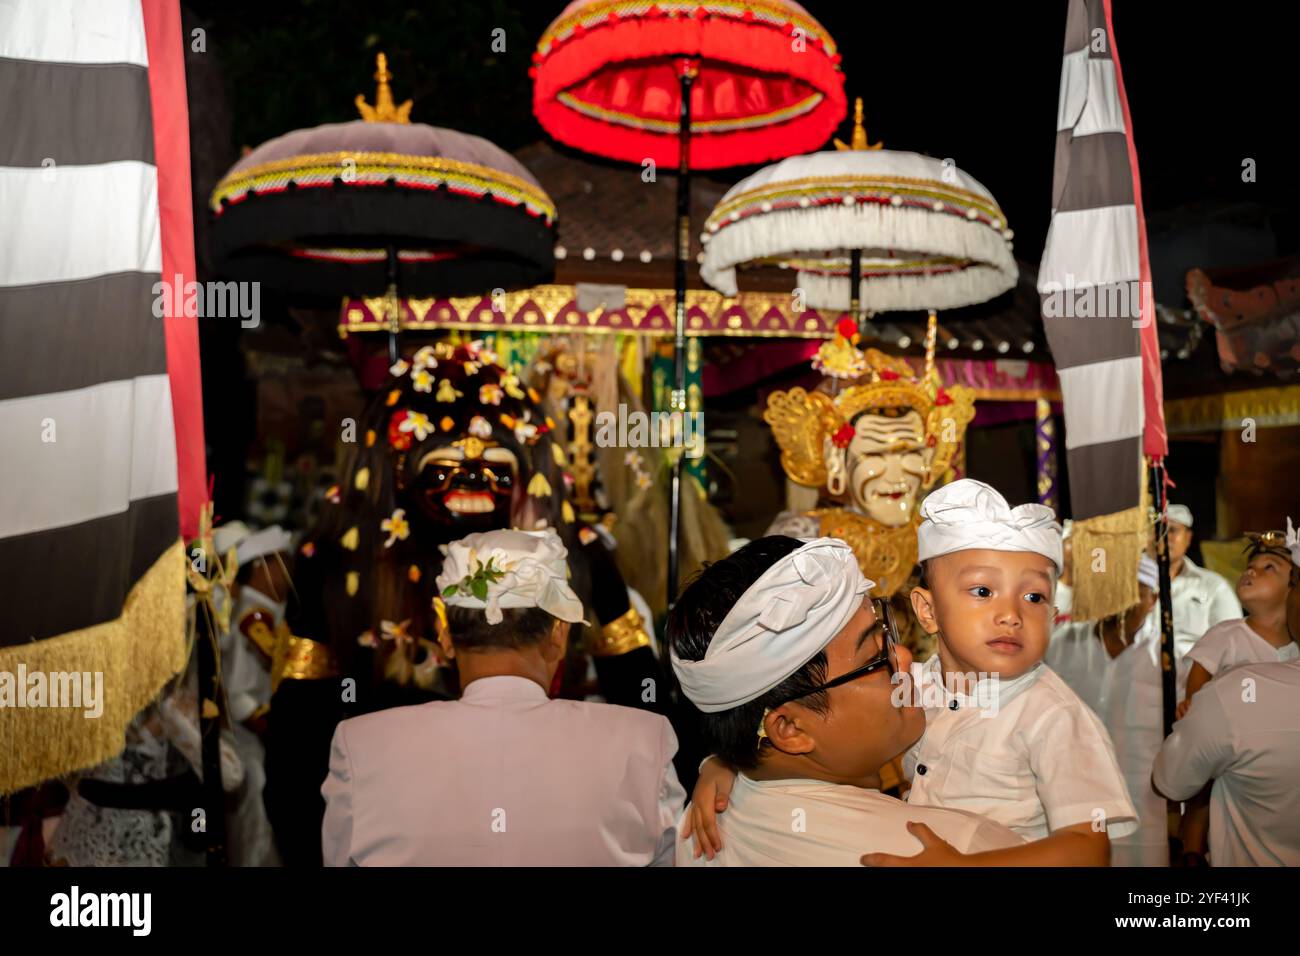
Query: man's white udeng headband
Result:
<box><xmin>672</xmin><ymin>538</ymin><xmax>873</xmax><ymax>714</ymax></box>
<box><xmin>436</xmin><ymin>528</ymin><xmax>585</xmax><ymax>625</ymax></box>
<box><xmin>917</xmin><ymin>478</ymin><xmax>1063</xmax><ymax>572</ymax></box>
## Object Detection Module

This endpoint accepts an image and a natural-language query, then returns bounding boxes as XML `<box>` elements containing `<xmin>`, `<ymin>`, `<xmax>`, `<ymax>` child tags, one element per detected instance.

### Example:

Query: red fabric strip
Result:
<box><xmin>1103</xmin><ymin>0</ymin><xmax>1168</xmax><ymax>460</ymax></box>
<box><xmin>140</xmin><ymin>0</ymin><xmax>207</xmax><ymax>538</ymax></box>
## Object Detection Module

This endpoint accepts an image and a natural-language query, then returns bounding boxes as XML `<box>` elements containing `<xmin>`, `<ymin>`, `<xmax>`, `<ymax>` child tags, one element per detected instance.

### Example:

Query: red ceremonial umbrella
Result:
<box><xmin>531</xmin><ymin>0</ymin><xmax>846</xmax><ymax>604</ymax></box>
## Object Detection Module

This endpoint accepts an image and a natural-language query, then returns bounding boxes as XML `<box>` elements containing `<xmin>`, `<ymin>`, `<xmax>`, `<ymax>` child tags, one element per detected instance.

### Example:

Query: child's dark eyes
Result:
<box><xmin>1024</xmin><ymin>592</ymin><xmax>1048</xmax><ymax>604</ymax></box>
<box><xmin>968</xmin><ymin>586</ymin><xmax>992</xmax><ymax>598</ymax></box>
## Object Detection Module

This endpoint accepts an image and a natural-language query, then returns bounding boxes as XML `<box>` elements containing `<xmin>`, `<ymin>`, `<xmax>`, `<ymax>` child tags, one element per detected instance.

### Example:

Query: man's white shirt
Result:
<box><xmin>1154</xmin><ymin>660</ymin><xmax>1300</xmax><ymax>866</ymax></box>
<box><xmin>904</xmin><ymin>655</ymin><xmax>1137</xmax><ymax>841</ymax></box>
<box><xmin>321</xmin><ymin>676</ymin><xmax>684</xmax><ymax>866</ymax></box>
<box><xmin>676</xmin><ymin>773</ymin><xmax>1023</xmax><ymax>866</ymax></box>
<box><xmin>1046</xmin><ymin>615</ymin><xmax>1167</xmax><ymax>865</ymax></box>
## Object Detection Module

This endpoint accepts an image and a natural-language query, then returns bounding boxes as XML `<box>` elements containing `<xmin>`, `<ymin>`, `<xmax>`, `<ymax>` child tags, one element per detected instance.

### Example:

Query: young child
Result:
<box><xmin>1181</xmin><ymin>528</ymin><xmax>1298</xmax><ymax>714</ymax></box>
<box><xmin>687</xmin><ymin>479</ymin><xmax>1137</xmax><ymax>865</ymax></box>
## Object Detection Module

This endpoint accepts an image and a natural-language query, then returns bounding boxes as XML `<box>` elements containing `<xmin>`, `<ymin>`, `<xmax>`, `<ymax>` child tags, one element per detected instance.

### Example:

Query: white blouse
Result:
<box><xmin>1186</xmin><ymin>618</ymin><xmax>1299</xmax><ymax>678</ymax></box>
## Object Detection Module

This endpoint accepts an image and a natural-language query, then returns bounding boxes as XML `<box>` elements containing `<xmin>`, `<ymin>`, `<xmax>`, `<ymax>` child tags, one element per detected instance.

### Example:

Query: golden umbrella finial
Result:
<box><xmin>834</xmin><ymin>98</ymin><xmax>882</xmax><ymax>151</ymax></box>
<box><xmin>356</xmin><ymin>52</ymin><xmax>413</xmax><ymax>124</ymax></box>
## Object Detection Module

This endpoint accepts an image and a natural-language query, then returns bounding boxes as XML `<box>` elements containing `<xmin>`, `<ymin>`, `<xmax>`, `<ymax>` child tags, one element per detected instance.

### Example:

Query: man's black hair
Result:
<box><xmin>668</xmin><ymin>536</ymin><xmax>830</xmax><ymax>771</ymax></box>
<box><xmin>446</xmin><ymin>605</ymin><xmax>557</xmax><ymax>651</ymax></box>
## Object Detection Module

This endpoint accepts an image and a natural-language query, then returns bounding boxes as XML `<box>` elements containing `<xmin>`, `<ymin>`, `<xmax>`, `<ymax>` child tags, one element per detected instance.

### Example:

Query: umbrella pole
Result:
<box><xmin>197</xmin><ymin>607</ymin><xmax>228</xmax><ymax>865</ymax></box>
<box><xmin>1150</xmin><ymin>458</ymin><xmax>1177</xmax><ymax>738</ymax></box>
<box><xmin>849</xmin><ymin>248</ymin><xmax>862</xmax><ymax>331</ymax></box>
<box><xmin>667</xmin><ymin>61</ymin><xmax>697</xmax><ymax>609</ymax></box>
<box><xmin>385</xmin><ymin>245</ymin><xmax>401</xmax><ymax>365</ymax></box>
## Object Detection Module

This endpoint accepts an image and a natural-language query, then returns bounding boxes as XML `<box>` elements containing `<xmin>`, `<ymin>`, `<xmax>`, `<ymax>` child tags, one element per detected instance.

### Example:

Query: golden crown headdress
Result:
<box><xmin>764</xmin><ymin>322</ymin><xmax>975</xmax><ymax>492</ymax></box>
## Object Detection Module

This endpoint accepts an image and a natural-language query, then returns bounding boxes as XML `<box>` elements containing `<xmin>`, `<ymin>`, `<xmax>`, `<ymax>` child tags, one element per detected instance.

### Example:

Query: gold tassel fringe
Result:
<box><xmin>1069</xmin><ymin>468</ymin><xmax>1152</xmax><ymax>622</ymax></box>
<box><xmin>0</xmin><ymin>539</ymin><xmax>188</xmax><ymax>794</ymax></box>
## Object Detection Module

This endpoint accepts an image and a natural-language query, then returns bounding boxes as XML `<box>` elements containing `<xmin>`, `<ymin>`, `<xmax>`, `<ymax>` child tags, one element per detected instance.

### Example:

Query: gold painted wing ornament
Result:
<box><xmin>763</xmin><ymin>387</ymin><xmax>841</xmax><ymax>488</ymax></box>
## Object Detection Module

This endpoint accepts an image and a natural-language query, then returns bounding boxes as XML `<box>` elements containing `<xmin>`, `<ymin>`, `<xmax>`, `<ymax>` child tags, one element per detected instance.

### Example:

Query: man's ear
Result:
<box><xmin>910</xmin><ymin>585</ymin><xmax>939</xmax><ymax>635</ymax></box>
<box><xmin>542</xmin><ymin>620</ymin><xmax>570</xmax><ymax>662</ymax></box>
<box><xmin>762</xmin><ymin>704</ymin><xmax>816</xmax><ymax>757</ymax></box>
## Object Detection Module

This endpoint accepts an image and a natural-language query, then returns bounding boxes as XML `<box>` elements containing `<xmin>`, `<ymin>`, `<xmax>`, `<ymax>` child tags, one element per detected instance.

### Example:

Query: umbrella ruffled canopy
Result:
<box><xmin>210</xmin><ymin>58</ymin><xmax>557</xmax><ymax>298</ymax></box>
<box><xmin>701</xmin><ymin>147</ymin><xmax>1018</xmax><ymax>312</ymax></box>
<box><xmin>531</xmin><ymin>0</ymin><xmax>846</xmax><ymax>169</ymax></box>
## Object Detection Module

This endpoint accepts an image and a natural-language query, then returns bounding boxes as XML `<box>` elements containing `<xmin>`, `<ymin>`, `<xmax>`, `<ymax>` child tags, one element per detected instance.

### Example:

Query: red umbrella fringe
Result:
<box><xmin>533</xmin><ymin>8</ymin><xmax>845</xmax><ymax>169</ymax></box>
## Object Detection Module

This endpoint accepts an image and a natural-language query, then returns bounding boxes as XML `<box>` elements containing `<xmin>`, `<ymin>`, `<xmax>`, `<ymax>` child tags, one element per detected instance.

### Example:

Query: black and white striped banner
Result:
<box><xmin>0</xmin><ymin>0</ymin><xmax>202</xmax><ymax>646</ymax></box>
<box><xmin>1037</xmin><ymin>0</ymin><xmax>1166</xmax><ymax>522</ymax></box>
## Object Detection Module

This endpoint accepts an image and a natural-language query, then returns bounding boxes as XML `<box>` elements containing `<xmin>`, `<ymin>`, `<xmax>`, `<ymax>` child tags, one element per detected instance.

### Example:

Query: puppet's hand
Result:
<box><xmin>861</xmin><ymin>822</ymin><xmax>966</xmax><ymax>867</ymax></box>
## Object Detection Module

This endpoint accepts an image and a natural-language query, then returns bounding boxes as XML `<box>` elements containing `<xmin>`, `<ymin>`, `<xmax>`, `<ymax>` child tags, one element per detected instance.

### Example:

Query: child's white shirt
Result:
<box><xmin>1186</xmin><ymin>618</ymin><xmax>1299</xmax><ymax>678</ymax></box>
<box><xmin>903</xmin><ymin>654</ymin><xmax>1138</xmax><ymax>841</ymax></box>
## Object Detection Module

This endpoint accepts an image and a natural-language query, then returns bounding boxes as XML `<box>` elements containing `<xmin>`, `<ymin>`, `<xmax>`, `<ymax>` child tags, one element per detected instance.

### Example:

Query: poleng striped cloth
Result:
<box><xmin>0</xmin><ymin>0</ymin><xmax>205</xmax><ymax>791</ymax></box>
<box><xmin>1036</xmin><ymin>0</ymin><xmax>1166</xmax><ymax>619</ymax></box>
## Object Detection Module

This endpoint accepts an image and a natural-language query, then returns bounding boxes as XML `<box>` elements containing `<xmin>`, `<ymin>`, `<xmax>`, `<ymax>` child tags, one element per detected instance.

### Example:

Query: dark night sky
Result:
<box><xmin>184</xmin><ymin>0</ymin><xmax>1295</xmax><ymax>522</ymax></box>
<box><xmin>191</xmin><ymin>0</ymin><xmax>1298</xmax><ymax>266</ymax></box>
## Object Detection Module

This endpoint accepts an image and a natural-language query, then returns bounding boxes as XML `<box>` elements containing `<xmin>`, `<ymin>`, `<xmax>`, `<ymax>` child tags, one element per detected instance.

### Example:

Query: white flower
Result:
<box><xmin>399</xmin><ymin>411</ymin><xmax>433</xmax><ymax>441</ymax></box>
<box><xmin>381</xmin><ymin>509</ymin><xmax>411</xmax><ymax>548</ymax></box>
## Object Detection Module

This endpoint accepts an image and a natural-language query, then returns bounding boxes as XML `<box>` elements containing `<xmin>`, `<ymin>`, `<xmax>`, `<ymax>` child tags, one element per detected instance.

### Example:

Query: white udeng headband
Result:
<box><xmin>672</xmin><ymin>538</ymin><xmax>873</xmax><ymax>714</ymax></box>
<box><xmin>917</xmin><ymin>478</ymin><xmax>1063</xmax><ymax>572</ymax></box>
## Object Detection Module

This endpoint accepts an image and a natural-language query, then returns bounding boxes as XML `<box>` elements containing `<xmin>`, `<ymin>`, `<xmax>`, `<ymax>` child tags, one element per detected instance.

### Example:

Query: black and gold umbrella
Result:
<box><xmin>210</xmin><ymin>54</ymin><xmax>556</xmax><ymax>306</ymax></box>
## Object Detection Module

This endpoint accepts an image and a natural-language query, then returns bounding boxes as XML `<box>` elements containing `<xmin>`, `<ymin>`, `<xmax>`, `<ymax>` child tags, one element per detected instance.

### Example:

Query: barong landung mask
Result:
<box><xmin>764</xmin><ymin>322</ymin><xmax>975</xmax><ymax>596</ymax></box>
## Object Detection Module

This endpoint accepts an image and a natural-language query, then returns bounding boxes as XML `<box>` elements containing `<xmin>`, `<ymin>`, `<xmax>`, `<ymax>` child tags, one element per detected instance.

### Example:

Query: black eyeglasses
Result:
<box><xmin>767</xmin><ymin>598</ymin><xmax>899</xmax><ymax>710</ymax></box>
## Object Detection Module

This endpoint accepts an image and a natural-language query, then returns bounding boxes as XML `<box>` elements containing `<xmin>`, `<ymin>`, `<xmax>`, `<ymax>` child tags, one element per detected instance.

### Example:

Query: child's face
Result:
<box><xmin>911</xmin><ymin>548</ymin><xmax>1056</xmax><ymax>679</ymax></box>
<box><xmin>1237</xmin><ymin>553</ymin><xmax>1292</xmax><ymax>610</ymax></box>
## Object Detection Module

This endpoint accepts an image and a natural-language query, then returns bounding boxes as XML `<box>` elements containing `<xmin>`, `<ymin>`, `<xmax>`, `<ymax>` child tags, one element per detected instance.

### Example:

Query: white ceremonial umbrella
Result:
<box><xmin>700</xmin><ymin>99</ymin><xmax>1017</xmax><ymax>318</ymax></box>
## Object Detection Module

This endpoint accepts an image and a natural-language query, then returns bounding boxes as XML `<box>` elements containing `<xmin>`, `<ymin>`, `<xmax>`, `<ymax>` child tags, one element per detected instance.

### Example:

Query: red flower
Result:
<box><xmin>879</xmin><ymin>369</ymin><xmax>900</xmax><ymax>381</ymax></box>
<box><xmin>926</xmin><ymin>434</ymin><xmax>938</xmax><ymax>448</ymax></box>
<box><xmin>388</xmin><ymin>409</ymin><xmax>413</xmax><ymax>450</ymax></box>
<box><xmin>935</xmin><ymin>388</ymin><xmax>953</xmax><ymax>406</ymax></box>
<box><xmin>832</xmin><ymin>423</ymin><xmax>855</xmax><ymax>448</ymax></box>
<box><xmin>836</xmin><ymin>317</ymin><xmax>857</xmax><ymax>340</ymax></box>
